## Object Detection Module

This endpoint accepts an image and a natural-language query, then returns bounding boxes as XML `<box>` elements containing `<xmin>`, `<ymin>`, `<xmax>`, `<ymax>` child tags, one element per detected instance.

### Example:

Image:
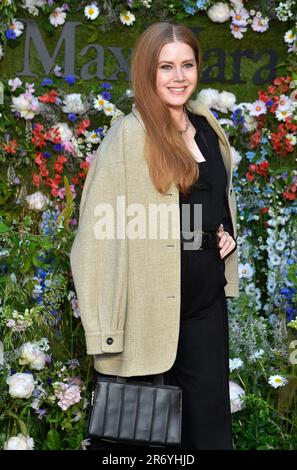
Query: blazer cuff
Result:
<box><xmin>85</xmin><ymin>331</ymin><xmax>124</xmax><ymax>354</ymax></box>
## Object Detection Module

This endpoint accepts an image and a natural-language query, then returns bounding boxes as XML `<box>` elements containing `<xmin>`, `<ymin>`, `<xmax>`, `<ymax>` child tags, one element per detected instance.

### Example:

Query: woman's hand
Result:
<box><xmin>216</xmin><ymin>224</ymin><xmax>236</xmax><ymax>259</ymax></box>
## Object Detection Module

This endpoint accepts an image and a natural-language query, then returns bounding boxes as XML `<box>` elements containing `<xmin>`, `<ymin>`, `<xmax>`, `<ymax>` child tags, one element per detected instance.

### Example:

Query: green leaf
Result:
<box><xmin>44</xmin><ymin>428</ymin><xmax>61</xmax><ymax>450</ymax></box>
<box><xmin>0</xmin><ymin>222</ymin><xmax>10</xmax><ymax>233</ymax></box>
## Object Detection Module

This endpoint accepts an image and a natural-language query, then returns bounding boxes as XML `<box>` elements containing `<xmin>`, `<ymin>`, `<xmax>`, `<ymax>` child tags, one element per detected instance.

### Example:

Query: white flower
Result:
<box><xmin>120</xmin><ymin>11</ymin><xmax>136</xmax><ymax>26</ymax></box>
<box><xmin>275</xmin><ymin>239</ymin><xmax>286</xmax><ymax>251</ymax></box>
<box><xmin>286</xmin><ymin>133</ymin><xmax>296</xmax><ymax>145</ymax></box>
<box><xmin>268</xmin><ymin>375</ymin><xmax>288</xmax><ymax>388</ymax></box>
<box><xmin>238</xmin><ymin>262</ymin><xmax>254</xmax><ymax>279</ymax></box>
<box><xmin>229</xmin><ymin>381</ymin><xmax>245</xmax><ymax>413</ymax></box>
<box><xmin>268</xmin><ymin>254</ymin><xmax>281</xmax><ymax>266</ymax></box>
<box><xmin>18</xmin><ymin>342</ymin><xmax>47</xmax><ymax>370</ymax></box>
<box><xmin>26</xmin><ymin>191</ymin><xmax>50</xmax><ymax>211</ymax></box>
<box><xmin>247</xmin><ymin>99</ymin><xmax>267</xmax><ymax>116</ymax></box>
<box><xmin>207</xmin><ymin>2</ymin><xmax>231</xmax><ymax>23</ymax></box>
<box><xmin>8</xmin><ymin>19</ymin><xmax>24</xmax><ymax>38</ymax></box>
<box><xmin>230</xmin><ymin>23</ymin><xmax>247</xmax><ymax>40</ymax></box>
<box><xmin>284</xmin><ymin>29</ymin><xmax>295</xmax><ymax>44</ymax></box>
<box><xmin>49</xmin><ymin>7</ymin><xmax>67</xmax><ymax>28</ymax></box>
<box><xmin>277</xmin><ymin>94</ymin><xmax>292</xmax><ymax>112</ymax></box>
<box><xmin>229</xmin><ymin>357</ymin><xmax>244</xmax><ymax>372</ymax></box>
<box><xmin>93</xmin><ymin>94</ymin><xmax>109</xmax><ymax>111</ymax></box>
<box><xmin>8</xmin><ymin>77</ymin><xmax>23</xmax><ymax>91</ymax></box>
<box><xmin>22</xmin><ymin>0</ymin><xmax>46</xmax><ymax>8</ymax></box>
<box><xmin>230</xmin><ymin>7</ymin><xmax>249</xmax><ymax>26</ymax></box>
<box><xmin>216</xmin><ymin>91</ymin><xmax>237</xmax><ymax>113</ymax></box>
<box><xmin>103</xmin><ymin>101</ymin><xmax>116</xmax><ymax>116</ymax></box>
<box><xmin>4</xmin><ymin>434</ymin><xmax>34</xmax><ymax>450</ymax></box>
<box><xmin>84</xmin><ymin>4</ymin><xmax>100</xmax><ymax>20</ymax></box>
<box><xmin>125</xmin><ymin>88</ymin><xmax>134</xmax><ymax>98</ymax></box>
<box><xmin>267</xmin><ymin>277</ymin><xmax>276</xmax><ymax>294</ymax></box>
<box><xmin>230</xmin><ymin>146</ymin><xmax>242</xmax><ymax>168</ymax></box>
<box><xmin>195</xmin><ymin>88</ymin><xmax>220</xmax><ymax>109</ymax></box>
<box><xmin>229</xmin><ymin>0</ymin><xmax>244</xmax><ymax>8</ymax></box>
<box><xmin>250</xmin><ymin>349</ymin><xmax>265</xmax><ymax>362</ymax></box>
<box><xmin>51</xmin><ymin>122</ymin><xmax>73</xmax><ymax>142</ymax></box>
<box><xmin>275</xmin><ymin>107</ymin><xmax>293</xmax><ymax>121</ymax></box>
<box><xmin>11</xmin><ymin>93</ymin><xmax>40</xmax><ymax>120</ymax></box>
<box><xmin>62</xmin><ymin>93</ymin><xmax>87</xmax><ymax>114</ymax></box>
<box><xmin>7</xmin><ymin>372</ymin><xmax>35</xmax><ymax>399</ymax></box>
<box><xmin>0</xmin><ymin>45</ymin><xmax>4</xmax><ymax>60</ymax></box>
<box><xmin>84</xmin><ymin>130</ymin><xmax>101</xmax><ymax>144</ymax></box>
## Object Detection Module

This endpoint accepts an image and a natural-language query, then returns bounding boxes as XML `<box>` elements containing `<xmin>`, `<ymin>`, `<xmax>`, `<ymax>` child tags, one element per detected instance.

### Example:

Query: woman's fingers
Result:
<box><xmin>217</xmin><ymin>228</ymin><xmax>236</xmax><ymax>258</ymax></box>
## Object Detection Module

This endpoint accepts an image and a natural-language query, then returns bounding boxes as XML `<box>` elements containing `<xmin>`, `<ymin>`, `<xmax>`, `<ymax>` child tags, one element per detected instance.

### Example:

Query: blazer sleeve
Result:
<box><xmin>70</xmin><ymin>118</ymin><xmax>128</xmax><ymax>355</ymax></box>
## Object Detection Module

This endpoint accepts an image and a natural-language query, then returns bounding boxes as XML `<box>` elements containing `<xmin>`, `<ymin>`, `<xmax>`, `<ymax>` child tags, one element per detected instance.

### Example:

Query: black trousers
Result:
<box><xmin>87</xmin><ymin>288</ymin><xmax>232</xmax><ymax>451</ymax></box>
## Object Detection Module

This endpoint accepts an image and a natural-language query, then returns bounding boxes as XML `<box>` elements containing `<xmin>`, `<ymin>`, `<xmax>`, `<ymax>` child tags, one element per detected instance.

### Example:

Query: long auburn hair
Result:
<box><xmin>130</xmin><ymin>22</ymin><xmax>203</xmax><ymax>196</ymax></box>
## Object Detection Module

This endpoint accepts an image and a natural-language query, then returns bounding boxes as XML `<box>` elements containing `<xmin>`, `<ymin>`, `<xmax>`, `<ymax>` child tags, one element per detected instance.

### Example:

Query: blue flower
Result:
<box><xmin>5</xmin><ymin>29</ymin><xmax>16</xmax><ymax>40</ymax></box>
<box><xmin>65</xmin><ymin>74</ymin><xmax>76</xmax><ymax>85</ymax></box>
<box><xmin>67</xmin><ymin>113</ymin><xmax>77</xmax><ymax>122</ymax></box>
<box><xmin>53</xmin><ymin>143</ymin><xmax>64</xmax><ymax>152</ymax></box>
<box><xmin>184</xmin><ymin>6</ymin><xmax>196</xmax><ymax>14</ymax></box>
<box><xmin>101</xmin><ymin>82</ymin><xmax>112</xmax><ymax>90</ymax></box>
<box><xmin>41</xmin><ymin>78</ymin><xmax>53</xmax><ymax>87</ymax></box>
<box><xmin>245</xmin><ymin>151</ymin><xmax>256</xmax><ymax>162</ymax></box>
<box><xmin>102</xmin><ymin>91</ymin><xmax>111</xmax><ymax>101</ymax></box>
<box><xmin>44</xmin><ymin>152</ymin><xmax>52</xmax><ymax>158</ymax></box>
<box><xmin>196</xmin><ymin>0</ymin><xmax>206</xmax><ymax>9</ymax></box>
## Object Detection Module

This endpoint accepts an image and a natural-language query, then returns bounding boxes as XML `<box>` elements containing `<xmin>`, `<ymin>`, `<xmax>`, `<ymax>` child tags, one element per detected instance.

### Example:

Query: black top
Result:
<box><xmin>179</xmin><ymin>110</ymin><xmax>233</xmax><ymax>318</ymax></box>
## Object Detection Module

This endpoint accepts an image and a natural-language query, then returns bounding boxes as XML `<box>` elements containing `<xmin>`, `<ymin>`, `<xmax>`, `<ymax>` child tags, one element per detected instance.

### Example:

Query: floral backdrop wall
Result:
<box><xmin>0</xmin><ymin>0</ymin><xmax>296</xmax><ymax>451</ymax></box>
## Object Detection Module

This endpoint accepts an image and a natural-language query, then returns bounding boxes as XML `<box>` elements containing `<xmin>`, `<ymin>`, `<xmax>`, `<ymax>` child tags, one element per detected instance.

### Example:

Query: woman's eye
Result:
<box><xmin>161</xmin><ymin>63</ymin><xmax>194</xmax><ymax>70</ymax></box>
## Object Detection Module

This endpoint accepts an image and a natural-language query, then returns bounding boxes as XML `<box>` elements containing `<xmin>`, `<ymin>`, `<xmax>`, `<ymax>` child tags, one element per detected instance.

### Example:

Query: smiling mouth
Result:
<box><xmin>167</xmin><ymin>86</ymin><xmax>188</xmax><ymax>93</ymax></box>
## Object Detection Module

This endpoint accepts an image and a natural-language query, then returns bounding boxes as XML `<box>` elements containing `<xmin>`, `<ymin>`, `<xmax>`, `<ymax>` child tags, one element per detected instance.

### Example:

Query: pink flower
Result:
<box><xmin>53</xmin><ymin>382</ymin><xmax>81</xmax><ymax>410</ymax></box>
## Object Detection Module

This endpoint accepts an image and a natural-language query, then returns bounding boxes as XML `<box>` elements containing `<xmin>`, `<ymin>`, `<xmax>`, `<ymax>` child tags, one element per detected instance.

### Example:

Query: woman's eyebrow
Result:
<box><xmin>158</xmin><ymin>59</ymin><xmax>195</xmax><ymax>64</ymax></box>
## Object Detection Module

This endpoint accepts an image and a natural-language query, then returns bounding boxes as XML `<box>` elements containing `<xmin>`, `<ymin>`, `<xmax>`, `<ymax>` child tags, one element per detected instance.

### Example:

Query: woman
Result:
<box><xmin>70</xmin><ymin>22</ymin><xmax>239</xmax><ymax>450</ymax></box>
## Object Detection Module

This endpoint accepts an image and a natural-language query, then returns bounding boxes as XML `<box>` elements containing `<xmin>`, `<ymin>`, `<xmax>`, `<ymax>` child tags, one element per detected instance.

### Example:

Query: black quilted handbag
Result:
<box><xmin>87</xmin><ymin>373</ymin><xmax>182</xmax><ymax>447</ymax></box>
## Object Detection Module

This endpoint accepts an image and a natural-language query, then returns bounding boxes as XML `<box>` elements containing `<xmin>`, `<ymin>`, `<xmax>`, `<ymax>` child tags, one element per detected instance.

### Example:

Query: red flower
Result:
<box><xmin>76</xmin><ymin>119</ymin><xmax>91</xmax><ymax>136</ymax></box>
<box><xmin>250</xmin><ymin>129</ymin><xmax>262</xmax><ymax>149</ymax></box>
<box><xmin>44</xmin><ymin>128</ymin><xmax>61</xmax><ymax>144</ymax></box>
<box><xmin>32</xmin><ymin>173</ymin><xmax>42</xmax><ymax>187</ymax></box>
<box><xmin>3</xmin><ymin>139</ymin><xmax>18</xmax><ymax>154</ymax></box>
<box><xmin>38</xmin><ymin>89</ymin><xmax>59</xmax><ymax>104</ymax></box>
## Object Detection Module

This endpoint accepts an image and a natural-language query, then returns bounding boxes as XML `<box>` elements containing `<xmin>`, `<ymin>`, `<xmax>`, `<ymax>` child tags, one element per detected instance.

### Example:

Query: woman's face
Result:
<box><xmin>155</xmin><ymin>41</ymin><xmax>198</xmax><ymax>111</ymax></box>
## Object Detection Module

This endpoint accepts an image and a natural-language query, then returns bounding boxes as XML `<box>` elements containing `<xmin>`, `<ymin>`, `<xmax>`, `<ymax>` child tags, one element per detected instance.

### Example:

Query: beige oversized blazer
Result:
<box><xmin>70</xmin><ymin>99</ymin><xmax>240</xmax><ymax>377</ymax></box>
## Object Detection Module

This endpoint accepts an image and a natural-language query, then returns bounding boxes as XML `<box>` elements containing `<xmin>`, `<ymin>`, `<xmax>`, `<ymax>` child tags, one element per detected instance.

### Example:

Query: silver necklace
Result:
<box><xmin>179</xmin><ymin>106</ymin><xmax>190</xmax><ymax>134</ymax></box>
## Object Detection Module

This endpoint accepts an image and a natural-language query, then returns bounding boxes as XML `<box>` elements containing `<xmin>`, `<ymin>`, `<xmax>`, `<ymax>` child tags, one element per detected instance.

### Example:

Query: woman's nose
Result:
<box><xmin>173</xmin><ymin>67</ymin><xmax>185</xmax><ymax>81</ymax></box>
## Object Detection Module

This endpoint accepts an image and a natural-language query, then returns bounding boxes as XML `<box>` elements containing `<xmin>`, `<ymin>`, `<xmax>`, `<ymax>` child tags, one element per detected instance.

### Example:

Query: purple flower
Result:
<box><xmin>35</xmin><ymin>408</ymin><xmax>47</xmax><ymax>420</ymax></box>
<box><xmin>61</xmin><ymin>2</ymin><xmax>70</xmax><ymax>11</ymax></box>
<box><xmin>65</xmin><ymin>74</ymin><xmax>76</xmax><ymax>85</ymax></box>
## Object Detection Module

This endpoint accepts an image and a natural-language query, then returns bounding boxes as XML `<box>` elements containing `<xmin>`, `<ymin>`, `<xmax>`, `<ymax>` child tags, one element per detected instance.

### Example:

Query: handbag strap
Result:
<box><xmin>115</xmin><ymin>373</ymin><xmax>164</xmax><ymax>386</ymax></box>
